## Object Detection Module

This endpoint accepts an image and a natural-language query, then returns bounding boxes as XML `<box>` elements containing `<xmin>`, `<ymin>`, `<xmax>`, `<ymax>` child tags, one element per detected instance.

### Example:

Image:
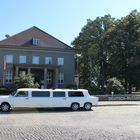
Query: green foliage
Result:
<box><xmin>72</xmin><ymin>9</ymin><xmax>140</xmax><ymax>93</ymax></box>
<box><xmin>14</xmin><ymin>74</ymin><xmax>39</xmax><ymax>88</ymax></box>
<box><xmin>108</xmin><ymin>10</ymin><xmax>140</xmax><ymax>92</ymax></box>
<box><xmin>72</xmin><ymin>14</ymin><xmax>116</xmax><ymax>91</ymax></box>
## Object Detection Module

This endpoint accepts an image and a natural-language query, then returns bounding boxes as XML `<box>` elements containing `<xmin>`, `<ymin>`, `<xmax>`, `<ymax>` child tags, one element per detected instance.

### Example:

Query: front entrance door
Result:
<box><xmin>31</xmin><ymin>68</ymin><xmax>44</xmax><ymax>88</ymax></box>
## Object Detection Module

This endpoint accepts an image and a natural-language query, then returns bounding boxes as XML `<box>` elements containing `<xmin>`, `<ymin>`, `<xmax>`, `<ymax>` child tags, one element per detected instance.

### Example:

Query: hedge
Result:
<box><xmin>0</xmin><ymin>88</ymin><xmax>12</xmax><ymax>95</ymax></box>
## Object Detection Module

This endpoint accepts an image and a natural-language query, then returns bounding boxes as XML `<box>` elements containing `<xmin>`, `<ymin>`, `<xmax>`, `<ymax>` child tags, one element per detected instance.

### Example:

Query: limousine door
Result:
<box><xmin>13</xmin><ymin>91</ymin><xmax>31</xmax><ymax>107</ymax></box>
<box><xmin>52</xmin><ymin>91</ymin><xmax>67</xmax><ymax>107</ymax></box>
<box><xmin>29</xmin><ymin>91</ymin><xmax>52</xmax><ymax>107</ymax></box>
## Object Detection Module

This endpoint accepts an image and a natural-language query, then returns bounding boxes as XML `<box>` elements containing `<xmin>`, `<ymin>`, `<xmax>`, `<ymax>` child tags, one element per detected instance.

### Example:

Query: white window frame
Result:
<box><xmin>32</xmin><ymin>56</ymin><xmax>39</xmax><ymax>64</ymax></box>
<box><xmin>57</xmin><ymin>58</ymin><xmax>64</xmax><ymax>65</ymax></box>
<box><xmin>19</xmin><ymin>56</ymin><xmax>26</xmax><ymax>64</ymax></box>
<box><xmin>5</xmin><ymin>70</ymin><xmax>13</xmax><ymax>83</ymax></box>
<box><xmin>6</xmin><ymin>55</ymin><xmax>13</xmax><ymax>64</ymax></box>
<box><xmin>58</xmin><ymin>72</ymin><xmax>64</xmax><ymax>84</ymax></box>
<box><xmin>45</xmin><ymin>57</ymin><xmax>52</xmax><ymax>64</ymax></box>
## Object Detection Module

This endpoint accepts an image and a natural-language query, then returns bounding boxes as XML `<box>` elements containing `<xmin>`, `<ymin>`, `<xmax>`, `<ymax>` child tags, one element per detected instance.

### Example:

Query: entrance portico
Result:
<box><xmin>14</xmin><ymin>64</ymin><xmax>59</xmax><ymax>88</ymax></box>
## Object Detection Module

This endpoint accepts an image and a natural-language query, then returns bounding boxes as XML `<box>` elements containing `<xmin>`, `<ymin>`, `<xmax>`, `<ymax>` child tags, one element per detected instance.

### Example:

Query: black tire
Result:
<box><xmin>71</xmin><ymin>103</ymin><xmax>79</xmax><ymax>111</ymax></box>
<box><xmin>1</xmin><ymin>103</ymin><xmax>10</xmax><ymax>112</ymax></box>
<box><xmin>84</xmin><ymin>103</ymin><xmax>92</xmax><ymax>111</ymax></box>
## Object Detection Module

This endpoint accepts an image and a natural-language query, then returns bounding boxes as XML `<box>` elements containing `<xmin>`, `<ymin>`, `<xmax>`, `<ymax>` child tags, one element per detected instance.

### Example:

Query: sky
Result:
<box><xmin>0</xmin><ymin>0</ymin><xmax>140</xmax><ymax>46</ymax></box>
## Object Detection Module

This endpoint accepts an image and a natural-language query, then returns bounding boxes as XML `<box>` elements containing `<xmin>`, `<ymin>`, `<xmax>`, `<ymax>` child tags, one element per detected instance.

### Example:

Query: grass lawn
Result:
<box><xmin>132</xmin><ymin>92</ymin><xmax>140</xmax><ymax>94</ymax></box>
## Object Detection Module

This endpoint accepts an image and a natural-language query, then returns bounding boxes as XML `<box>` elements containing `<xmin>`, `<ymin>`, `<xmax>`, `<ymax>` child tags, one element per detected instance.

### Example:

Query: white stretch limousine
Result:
<box><xmin>0</xmin><ymin>88</ymin><xmax>98</xmax><ymax>112</ymax></box>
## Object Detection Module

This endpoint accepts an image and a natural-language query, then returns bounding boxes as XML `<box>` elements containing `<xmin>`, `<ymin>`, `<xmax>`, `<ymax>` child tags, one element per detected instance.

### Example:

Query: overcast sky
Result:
<box><xmin>0</xmin><ymin>0</ymin><xmax>140</xmax><ymax>46</ymax></box>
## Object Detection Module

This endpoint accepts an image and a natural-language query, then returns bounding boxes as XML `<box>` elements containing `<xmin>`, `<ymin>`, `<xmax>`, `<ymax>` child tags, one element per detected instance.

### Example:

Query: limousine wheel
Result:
<box><xmin>84</xmin><ymin>103</ymin><xmax>92</xmax><ymax>111</ymax></box>
<box><xmin>1</xmin><ymin>103</ymin><xmax>10</xmax><ymax>112</ymax></box>
<box><xmin>71</xmin><ymin>103</ymin><xmax>79</xmax><ymax>111</ymax></box>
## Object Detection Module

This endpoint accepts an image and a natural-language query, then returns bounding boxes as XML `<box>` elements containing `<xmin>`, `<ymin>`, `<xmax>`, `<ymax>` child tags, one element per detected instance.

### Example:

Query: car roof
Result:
<box><xmin>17</xmin><ymin>88</ymin><xmax>88</xmax><ymax>92</ymax></box>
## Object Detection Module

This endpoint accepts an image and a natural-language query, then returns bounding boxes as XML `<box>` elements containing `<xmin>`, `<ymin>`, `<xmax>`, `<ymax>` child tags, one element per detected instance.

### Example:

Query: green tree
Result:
<box><xmin>108</xmin><ymin>10</ymin><xmax>140</xmax><ymax>92</ymax></box>
<box><xmin>14</xmin><ymin>74</ymin><xmax>39</xmax><ymax>88</ymax></box>
<box><xmin>72</xmin><ymin>15</ymin><xmax>116</xmax><ymax>91</ymax></box>
<box><xmin>72</xmin><ymin>10</ymin><xmax>140</xmax><ymax>93</ymax></box>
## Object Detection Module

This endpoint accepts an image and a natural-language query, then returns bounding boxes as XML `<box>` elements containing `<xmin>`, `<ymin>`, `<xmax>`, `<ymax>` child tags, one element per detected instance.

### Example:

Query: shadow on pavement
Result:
<box><xmin>0</xmin><ymin>108</ymin><xmax>93</xmax><ymax>114</ymax></box>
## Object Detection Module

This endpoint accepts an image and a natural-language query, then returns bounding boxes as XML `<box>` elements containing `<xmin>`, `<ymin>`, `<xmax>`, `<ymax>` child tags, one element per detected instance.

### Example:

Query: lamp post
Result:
<box><xmin>75</xmin><ymin>54</ymin><xmax>81</xmax><ymax>89</ymax></box>
<box><xmin>3</xmin><ymin>56</ymin><xmax>6</xmax><ymax>86</ymax></box>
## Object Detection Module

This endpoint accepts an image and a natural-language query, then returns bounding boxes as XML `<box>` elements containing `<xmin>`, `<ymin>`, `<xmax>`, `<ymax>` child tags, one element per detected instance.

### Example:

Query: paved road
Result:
<box><xmin>0</xmin><ymin>101</ymin><xmax>140</xmax><ymax>140</ymax></box>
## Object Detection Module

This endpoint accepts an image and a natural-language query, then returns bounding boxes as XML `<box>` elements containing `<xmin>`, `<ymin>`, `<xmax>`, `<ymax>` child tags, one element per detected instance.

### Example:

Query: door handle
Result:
<box><xmin>25</xmin><ymin>97</ymin><xmax>29</xmax><ymax>100</ymax></box>
<box><xmin>63</xmin><ymin>97</ymin><xmax>66</xmax><ymax>100</ymax></box>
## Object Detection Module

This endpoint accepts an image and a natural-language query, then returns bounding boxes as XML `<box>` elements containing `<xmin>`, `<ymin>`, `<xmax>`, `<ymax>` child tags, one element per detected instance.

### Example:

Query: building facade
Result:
<box><xmin>0</xmin><ymin>26</ymin><xmax>75</xmax><ymax>88</ymax></box>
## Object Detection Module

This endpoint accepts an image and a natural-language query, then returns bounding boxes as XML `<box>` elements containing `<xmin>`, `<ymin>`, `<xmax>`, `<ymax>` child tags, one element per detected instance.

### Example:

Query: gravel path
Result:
<box><xmin>0</xmin><ymin>102</ymin><xmax>140</xmax><ymax>140</ymax></box>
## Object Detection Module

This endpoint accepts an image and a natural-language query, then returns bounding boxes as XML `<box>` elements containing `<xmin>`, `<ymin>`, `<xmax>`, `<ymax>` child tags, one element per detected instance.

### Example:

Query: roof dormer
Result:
<box><xmin>32</xmin><ymin>37</ymin><xmax>40</xmax><ymax>46</ymax></box>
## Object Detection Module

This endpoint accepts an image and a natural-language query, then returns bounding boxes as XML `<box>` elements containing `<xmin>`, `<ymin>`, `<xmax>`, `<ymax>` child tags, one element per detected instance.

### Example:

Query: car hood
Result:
<box><xmin>0</xmin><ymin>95</ymin><xmax>11</xmax><ymax>99</ymax></box>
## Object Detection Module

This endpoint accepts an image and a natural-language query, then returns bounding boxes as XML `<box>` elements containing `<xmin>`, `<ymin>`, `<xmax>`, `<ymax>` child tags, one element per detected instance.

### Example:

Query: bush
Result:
<box><xmin>14</xmin><ymin>74</ymin><xmax>39</xmax><ymax>88</ymax></box>
<box><xmin>106</xmin><ymin>77</ymin><xmax>125</xmax><ymax>94</ymax></box>
<box><xmin>88</xmin><ymin>85</ymin><xmax>104</xmax><ymax>95</ymax></box>
<box><xmin>66</xmin><ymin>84</ymin><xmax>77</xmax><ymax>89</ymax></box>
<box><xmin>0</xmin><ymin>87</ymin><xmax>11</xmax><ymax>95</ymax></box>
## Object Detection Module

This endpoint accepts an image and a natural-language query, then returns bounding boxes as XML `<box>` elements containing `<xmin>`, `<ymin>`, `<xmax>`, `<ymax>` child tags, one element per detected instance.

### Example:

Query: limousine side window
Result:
<box><xmin>32</xmin><ymin>91</ymin><xmax>50</xmax><ymax>97</ymax></box>
<box><xmin>16</xmin><ymin>91</ymin><xmax>28</xmax><ymax>97</ymax></box>
<box><xmin>68</xmin><ymin>91</ymin><xmax>84</xmax><ymax>97</ymax></box>
<box><xmin>53</xmin><ymin>92</ymin><xmax>65</xmax><ymax>97</ymax></box>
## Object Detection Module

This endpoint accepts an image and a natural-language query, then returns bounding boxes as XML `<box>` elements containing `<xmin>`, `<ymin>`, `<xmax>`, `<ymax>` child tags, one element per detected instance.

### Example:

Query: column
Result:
<box><xmin>55</xmin><ymin>68</ymin><xmax>58</xmax><ymax>88</ymax></box>
<box><xmin>44</xmin><ymin>68</ymin><xmax>47</xmax><ymax>88</ymax></box>
<box><xmin>28</xmin><ymin>67</ymin><xmax>31</xmax><ymax>74</ymax></box>
<box><xmin>15</xmin><ymin>66</ymin><xmax>19</xmax><ymax>77</ymax></box>
<box><xmin>2</xmin><ymin>70</ymin><xmax>5</xmax><ymax>86</ymax></box>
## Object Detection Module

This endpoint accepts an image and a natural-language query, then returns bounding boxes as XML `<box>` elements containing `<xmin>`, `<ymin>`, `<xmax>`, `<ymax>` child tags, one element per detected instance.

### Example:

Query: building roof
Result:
<box><xmin>0</xmin><ymin>26</ymin><xmax>74</xmax><ymax>50</ymax></box>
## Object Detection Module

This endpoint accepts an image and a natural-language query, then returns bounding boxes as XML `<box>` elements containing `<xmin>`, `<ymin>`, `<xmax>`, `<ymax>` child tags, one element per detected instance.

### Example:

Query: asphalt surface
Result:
<box><xmin>0</xmin><ymin>101</ymin><xmax>140</xmax><ymax>140</ymax></box>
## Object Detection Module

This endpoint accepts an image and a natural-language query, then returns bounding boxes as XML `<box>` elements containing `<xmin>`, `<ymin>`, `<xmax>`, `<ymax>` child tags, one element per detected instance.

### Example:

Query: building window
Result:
<box><xmin>6</xmin><ymin>55</ymin><xmax>13</xmax><ymax>64</ymax></box>
<box><xmin>19</xmin><ymin>56</ymin><xmax>26</xmax><ymax>64</ymax></box>
<box><xmin>32</xmin><ymin>56</ymin><xmax>39</xmax><ymax>64</ymax></box>
<box><xmin>58</xmin><ymin>72</ymin><xmax>64</xmax><ymax>84</ymax></box>
<box><xmin>32</xmin><ymin>38</ymin><xmax>40</xmax><ymax>45</ymax></box>
<box><xmin>45</xmin><ymin>57</ymin><xmax>52</xmax><ymax>64</ymax></box>
<box><xmin>5</xmin><ymin>70</ymin><xmax>13</xmax><ymax>83</ymax></box>
<box><xmin>57</xmin><ymin>58</ymin><xmax>64</xmax><ymax>65</ymax></box>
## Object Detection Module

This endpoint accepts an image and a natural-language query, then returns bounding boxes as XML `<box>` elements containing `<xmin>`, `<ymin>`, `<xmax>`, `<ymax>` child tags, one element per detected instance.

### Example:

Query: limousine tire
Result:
<box><xmin>84</xmin><ymin>103</ymin><xmax>92</xmax><ymax>111</ymax></box>
<box><xmin>1</xmin><ymin>103</ymin><xmax>10</xmax><ymax>112</ymax></box>
<box><xmin>71</xmin><ymin>103</ymin><xmax>79</xmax><ymax>111</ymax></box>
